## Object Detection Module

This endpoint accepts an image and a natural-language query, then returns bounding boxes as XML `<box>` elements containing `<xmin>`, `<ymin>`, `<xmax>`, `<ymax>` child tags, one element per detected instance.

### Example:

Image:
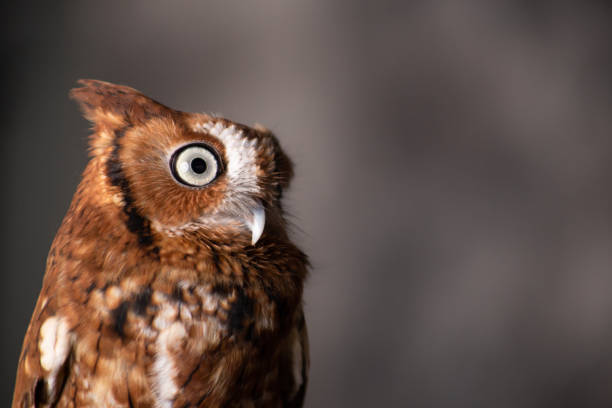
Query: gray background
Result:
<box><xmin>3</xmin><ymin>1</ymin><xmax>612</xmax><ymax>407</ymax></box>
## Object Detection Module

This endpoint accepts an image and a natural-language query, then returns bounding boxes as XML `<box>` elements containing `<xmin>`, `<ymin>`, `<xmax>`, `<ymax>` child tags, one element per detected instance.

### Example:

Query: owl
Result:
<box><xmin>12</xmin><ymin>80</ymin><xmax>309</xmax><ymax>408</ymax></box>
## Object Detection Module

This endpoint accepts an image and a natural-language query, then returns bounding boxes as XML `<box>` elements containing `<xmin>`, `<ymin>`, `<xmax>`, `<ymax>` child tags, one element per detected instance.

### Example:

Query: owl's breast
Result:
<box><xmin>66</xmin><ymin>268</ymin><xmax>287</xmax><ymax>407</ymax></box>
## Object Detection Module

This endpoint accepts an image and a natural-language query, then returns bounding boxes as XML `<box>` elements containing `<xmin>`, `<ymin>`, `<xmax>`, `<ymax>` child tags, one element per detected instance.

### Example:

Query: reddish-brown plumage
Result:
<box><xmin>12</xmin><ymin>80</ymin><xmax>308</xmax><ymax>408</ymax></box>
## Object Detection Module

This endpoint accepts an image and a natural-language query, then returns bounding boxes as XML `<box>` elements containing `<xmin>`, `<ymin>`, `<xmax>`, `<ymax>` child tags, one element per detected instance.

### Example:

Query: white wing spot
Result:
<box><xmin>39</xmin><ymin>316</ymin><xmax>71</xmax><ymax>391</ymax></box>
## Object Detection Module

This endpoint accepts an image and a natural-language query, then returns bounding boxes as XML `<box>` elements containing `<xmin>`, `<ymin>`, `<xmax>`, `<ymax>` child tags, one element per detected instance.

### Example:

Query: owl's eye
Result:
<box><xmin>170</xmin><ymin>143</ymin><xmax>221</xmax><ymax>187</ymax></box>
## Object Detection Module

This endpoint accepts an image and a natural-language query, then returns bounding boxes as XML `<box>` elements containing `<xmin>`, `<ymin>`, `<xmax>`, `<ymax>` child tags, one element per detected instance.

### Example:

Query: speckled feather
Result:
<box><xmin>12</xmin><ymin>80</ymin><xmax>308</xmax><ymax>408</ymax></box>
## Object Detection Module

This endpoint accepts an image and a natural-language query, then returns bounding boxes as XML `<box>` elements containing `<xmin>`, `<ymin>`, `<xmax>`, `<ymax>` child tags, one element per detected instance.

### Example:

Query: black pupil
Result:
<box><xmin>191</xmin><ymin>157</ymin><xmax>207</xmax><ymax>174</ymax></box>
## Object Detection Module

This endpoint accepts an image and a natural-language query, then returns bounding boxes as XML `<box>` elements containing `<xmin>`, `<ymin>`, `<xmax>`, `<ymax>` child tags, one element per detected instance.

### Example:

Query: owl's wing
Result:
<box><xmin>12</xmin><ymin>283</ymin><xmax>73</xmax><ymax>408</ymax></box>
<box><xmin>280</xmin><ymin>309</ymin><xmax>309</xmax><ymax>408</ymax></box>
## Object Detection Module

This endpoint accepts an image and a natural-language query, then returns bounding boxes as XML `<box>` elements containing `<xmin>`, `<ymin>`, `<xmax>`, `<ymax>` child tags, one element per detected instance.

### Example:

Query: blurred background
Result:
<box><xmin>3</xmin><ymin>1</ymin><xmax>612</xmax><ymax>406</ymax></box>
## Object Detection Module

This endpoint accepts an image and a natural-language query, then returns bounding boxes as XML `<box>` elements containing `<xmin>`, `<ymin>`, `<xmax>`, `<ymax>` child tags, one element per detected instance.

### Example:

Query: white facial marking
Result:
<box><xmin>197</xmin><ymin>121</ymin><xmax>259</xmax><ymax>196</ymax></box>
<box><xmin>190</xmin><ymin>120</ymin><xmax>266</xmax><ymax>240</ymax></box>
<box><xmin>39</xmin><ymin>316</ymin><xmax>71</xmax><ymax>392</ymax></box>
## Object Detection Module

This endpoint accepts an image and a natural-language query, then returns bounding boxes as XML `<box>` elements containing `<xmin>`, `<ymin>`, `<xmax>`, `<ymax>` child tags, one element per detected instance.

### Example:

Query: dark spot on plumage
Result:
<box><xmin>171</xmin><ymin>285</ymin><xmax>184</xmax><ymax>303</ymax></box>
<box><xmin>133</xmin><ymin>287</ymin><xmax>152</xmax><ymax>315</ymax></box>
<box><xmin>34</xmin><ymin>378</ymin><xmax>48</xmax><ymax>405</ymax></box>
<box><xmin>106</xmin><ymin>148</ymin><xmax>126</xmax><ymax>190</ymax></box>
<box><xmin>128</xmin><ymin>389</ymin><xmax>135</xmax><ymax>408</ymax></box>
<box><xmin>211</xmin><ymin>282</ymin><xmax>231</xmax><ymax>297</ymax></box>
<box><xmin>106</xmin><ymin>126</ymin><xmax>157</xmax><ymax>252</ymax></box>
<box><xmin>276</xmin><ymin>298</ymin><xmax>292</xmax><ymax>332</ymax></box>
<box><xmin>111</xmin><ymin>300</ymin><xmax>130</xmax><ymax>338</ymax></box>
<box><xmin>256</xmin><ymin>271</ymin><xmax>278</xmax><ymax>303</ymax></box>
<box><xmin>244</xmin><ymin>322</ymin><xmax>255</xmax><ymax>342</ymax></box>
<box><xmin>123</xmin><ymin>204</ymin><xmax>154</xmax><ymax>247</ymax></box>
<box><xmin>209</xmin><ymin>246</ymin><xmax>221</xmax><ymax>274</ymax></box>
<box><xmin>227</xmin><ymin>287</ymin><xmax>254</xmax><ymax>335</ymax></box>
<box><xmin>85</xmin><ymin>282</ymin><xmax>97</xmax><ymax>293</ymax></box>
<box><xmin>92</xmin><ymin>322</ymin><xmax>103</xmax><ymax>373</ymax></box>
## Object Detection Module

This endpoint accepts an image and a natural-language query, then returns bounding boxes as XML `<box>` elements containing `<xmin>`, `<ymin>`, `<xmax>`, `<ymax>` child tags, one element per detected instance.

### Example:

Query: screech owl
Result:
<box><xmin>12</xmin><ymin>80</ymin><xmax>309</xmax><ymax>408</ymax></box>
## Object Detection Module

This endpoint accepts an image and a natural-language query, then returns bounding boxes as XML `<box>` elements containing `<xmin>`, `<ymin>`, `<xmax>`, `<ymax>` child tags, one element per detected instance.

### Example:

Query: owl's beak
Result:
<box><xmin>247</xmin><ymin>205</ymin><xmax>266</xmax><ymax>245</ymax></box>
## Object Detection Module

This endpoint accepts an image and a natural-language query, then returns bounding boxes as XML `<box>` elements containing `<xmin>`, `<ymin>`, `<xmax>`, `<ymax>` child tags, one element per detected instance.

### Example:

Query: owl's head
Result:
<box><xmin>70</xmin><ymin>80</ymin><xmax>293</xmax><ymax>246</ymax></box>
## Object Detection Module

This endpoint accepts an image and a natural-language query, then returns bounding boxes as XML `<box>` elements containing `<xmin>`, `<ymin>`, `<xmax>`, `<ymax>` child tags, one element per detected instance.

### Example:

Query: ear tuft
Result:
<box><xmin>69</xmin><ymin>79</ymin><xmax>173</xmax><ymax>126</ymax></box>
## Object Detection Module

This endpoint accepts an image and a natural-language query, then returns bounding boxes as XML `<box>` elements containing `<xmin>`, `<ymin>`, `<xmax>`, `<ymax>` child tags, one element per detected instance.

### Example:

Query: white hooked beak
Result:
<box><xmin>246</xmin><ymin>205</ymin><xmax>266</xmax><ymax>245</ymax></box>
